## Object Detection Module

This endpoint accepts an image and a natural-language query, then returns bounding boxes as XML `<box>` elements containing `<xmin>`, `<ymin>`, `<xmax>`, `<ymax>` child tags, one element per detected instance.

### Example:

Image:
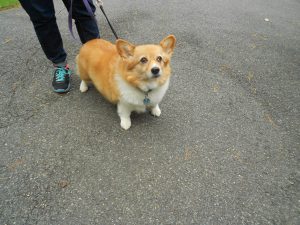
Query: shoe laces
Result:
<box><xmin>55</xmin><ymin>67</ymin><xmax>69</xmax><ymax>82</ymax></box>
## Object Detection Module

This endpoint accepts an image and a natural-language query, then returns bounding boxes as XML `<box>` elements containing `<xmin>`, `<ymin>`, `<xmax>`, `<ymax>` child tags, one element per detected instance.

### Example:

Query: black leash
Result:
<box><xmin>96</xmin><ymin>0</ymin><xmax>119</xmax><ymax>39</ymax></box>
<box><xmin>69</xmin><ymin>0</ymin><xmax>119</xmax><ymax>40</ymax></box>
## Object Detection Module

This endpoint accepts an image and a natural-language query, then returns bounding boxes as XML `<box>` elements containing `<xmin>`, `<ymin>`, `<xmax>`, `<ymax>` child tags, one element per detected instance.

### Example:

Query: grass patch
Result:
<box><xmin>0</xmin><ymin>0</ymin><xmax>20</xmax><ymax>10</ymax></box>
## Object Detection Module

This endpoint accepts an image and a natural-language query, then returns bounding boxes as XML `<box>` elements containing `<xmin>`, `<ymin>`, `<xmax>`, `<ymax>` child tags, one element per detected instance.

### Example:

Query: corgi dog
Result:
<box><xmin>76</xmin><ymin>35</ymin><xmax>176</xmax><ymax>130</ymax></box>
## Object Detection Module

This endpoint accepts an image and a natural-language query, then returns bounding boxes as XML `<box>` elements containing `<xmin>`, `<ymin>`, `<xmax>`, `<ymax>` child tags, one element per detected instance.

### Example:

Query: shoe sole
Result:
<box><xmin>53</xmin><ymin>82</ymin><xmax>71</xmax><ymax>93</ymax></box>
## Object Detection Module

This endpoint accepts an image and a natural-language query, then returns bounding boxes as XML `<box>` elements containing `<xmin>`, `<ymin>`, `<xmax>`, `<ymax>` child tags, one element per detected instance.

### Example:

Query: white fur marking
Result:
<box><xmin>116</xmin><ymin>75</ymin><xmax>169</xmax><ymax>107</ymax></box>
<box><xmin>120</xmin><ymin>118</ymin><xmax>131</xmax><ymax>130</ymax></box>
<box><xmin>115</xmin><ymin>75</ymin><xmax>170</xmax><ymax>129</ymax></box>
<box><xmin>80</xmin><ymin>80</ymin><xmax>88</xmax><ymax>93</ymax></box>
<box><xmin>151</xmin><ymin>105</ymin><xmax>161</xmax><ymax>117</ymax></box>
<box><xmin>117</xmin><ymin>101</ymin><xmax>132</xmax><ymax>130</ymax></box>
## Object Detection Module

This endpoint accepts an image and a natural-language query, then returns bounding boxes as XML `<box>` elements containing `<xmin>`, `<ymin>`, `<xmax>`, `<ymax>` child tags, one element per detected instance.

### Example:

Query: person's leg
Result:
<box><xmin>19</xmin><ymin>0</ymin><xmax>67</xmax><ymax>64</ymax></box>
<box><xmin>19</xmin><ymin>0</ymin><xmax>71</xmax><ymax>93</ymax></box>
<box><xmin>62</xmin><ymin>0</ymin><xmax>100</xmax><ymax>44</ymax></box>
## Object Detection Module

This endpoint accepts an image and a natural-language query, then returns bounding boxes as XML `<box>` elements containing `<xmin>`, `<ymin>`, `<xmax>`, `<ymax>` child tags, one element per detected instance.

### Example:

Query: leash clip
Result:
<box><xmin>95</xmin><ymin>0</ymin><xmax>103</xmax><ymax>7</ymax></box>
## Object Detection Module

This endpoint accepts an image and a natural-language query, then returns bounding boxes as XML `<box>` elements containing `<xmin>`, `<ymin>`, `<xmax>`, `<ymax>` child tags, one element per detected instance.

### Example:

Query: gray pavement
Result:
<box><xmin>0</xmin><ymin>0</ymin><xmax>299</xmax><ymax>224</ymax></box>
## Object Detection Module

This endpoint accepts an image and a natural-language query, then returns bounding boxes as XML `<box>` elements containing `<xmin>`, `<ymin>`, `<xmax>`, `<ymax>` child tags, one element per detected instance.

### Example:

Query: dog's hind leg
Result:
<box><xmin>80</xmin><ymin>80</ymin><xmax>89</xmax><ymax>93</ymax></box>
<box><xmin>76</xmin><ymin>55</ymin><xmax>90</xmax><ymax>93</ymax></box>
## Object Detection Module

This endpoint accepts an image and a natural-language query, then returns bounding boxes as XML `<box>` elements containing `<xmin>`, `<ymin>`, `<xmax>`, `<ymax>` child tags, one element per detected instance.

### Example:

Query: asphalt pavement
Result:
<box><xmin>0</xmin><ymin>0</ymin><xmax>299</xmax><ymax>224</ymax></box>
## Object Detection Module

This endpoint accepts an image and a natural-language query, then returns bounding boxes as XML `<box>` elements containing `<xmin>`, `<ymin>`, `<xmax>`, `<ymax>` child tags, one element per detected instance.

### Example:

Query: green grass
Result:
<box><xmin>0</xmin><ymin>0</ymin><xmax>19</xmax><ymax>10</ymax></box>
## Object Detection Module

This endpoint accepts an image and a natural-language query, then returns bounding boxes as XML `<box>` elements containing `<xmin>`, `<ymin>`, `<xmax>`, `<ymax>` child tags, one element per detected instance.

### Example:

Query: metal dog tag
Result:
<box><xmin>143</xmin><ymin>97</ymin><xmax>150</xmax><ymax>105</ymax></box>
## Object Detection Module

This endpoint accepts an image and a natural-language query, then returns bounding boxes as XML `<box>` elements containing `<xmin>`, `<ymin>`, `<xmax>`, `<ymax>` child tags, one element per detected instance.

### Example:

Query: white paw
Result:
<box><xmin>120</xmin><ymin>118</ymin><xmax>131</xmax><ymax>130</ymax></box>
<box><xmin>80</xmin><ymin>81</ymin><xmax>88</xmax><ymax>93</ymax></box>
<box><xmin>151</xmin><ymin>106</ymin><xmax>161</xmax><ymax>117</ymax></box>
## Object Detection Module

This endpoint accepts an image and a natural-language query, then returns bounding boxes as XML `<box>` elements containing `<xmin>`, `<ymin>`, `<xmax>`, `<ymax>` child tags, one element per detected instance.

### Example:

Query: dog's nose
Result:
<box><xmin>151</xmin><ymin>67</ymin><xmax>160</xmax><ymax>77</ymax></box>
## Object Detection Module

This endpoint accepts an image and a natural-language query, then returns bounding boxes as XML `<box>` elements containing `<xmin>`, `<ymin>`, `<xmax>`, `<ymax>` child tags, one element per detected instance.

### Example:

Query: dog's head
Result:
<box><xmin>116</xmin><ymin>35</ymin><xmax>176</xmax><ymax>90</ymax></box>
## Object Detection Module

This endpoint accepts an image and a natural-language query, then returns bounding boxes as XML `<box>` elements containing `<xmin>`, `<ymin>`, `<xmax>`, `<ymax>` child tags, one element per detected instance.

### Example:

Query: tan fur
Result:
<box><xmin>76</xmin><ymin>39</ymin><xmax>121</xmax><ymax>103</ymax></box>
<box><xmin>76</xmin><ymin>35</ymin><xmax>176</xmax><ymax>104</ymax></box>
<box><xmin>76</xmin><ymin>35</ymin><xmax>176</xmax><ymax>129</ymax></box>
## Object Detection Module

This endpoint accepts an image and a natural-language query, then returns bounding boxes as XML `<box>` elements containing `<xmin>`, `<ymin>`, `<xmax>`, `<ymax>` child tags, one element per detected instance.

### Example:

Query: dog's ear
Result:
<box><xmin>160</xmin><ymin>35</ymin><xmax>176</xmax><ymax>55</ymax></box>
<box><xmin>116</xmin><ymin>39</ymin><xmax>136</xmax><ymax>59</ymax></box>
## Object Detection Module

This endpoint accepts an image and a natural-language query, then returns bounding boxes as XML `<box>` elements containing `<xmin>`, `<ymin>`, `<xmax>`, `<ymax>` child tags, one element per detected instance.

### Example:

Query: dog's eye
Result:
<box><xmin>157</xmin><ymin>56</ymin><xmax>163</xmax><ymax>62</ymax></box>
<box><xmin>140</xmin><ymin>57</ymin><xmax>148</xmax><ymax>64</ymax></box>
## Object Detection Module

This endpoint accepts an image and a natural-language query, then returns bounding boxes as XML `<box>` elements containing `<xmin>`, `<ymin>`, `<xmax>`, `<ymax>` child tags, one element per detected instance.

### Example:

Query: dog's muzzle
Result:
<box><xmin>151</xmin><ymin>67</ymin><xmax>160</xmax><ymax>78</ymax></box>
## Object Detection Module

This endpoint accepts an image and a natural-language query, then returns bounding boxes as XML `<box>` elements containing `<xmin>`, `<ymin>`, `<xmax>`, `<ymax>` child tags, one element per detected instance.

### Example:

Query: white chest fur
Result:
<box><xmin>115</xmin><ymin>75</ymin><xmax>170</xmax><ymax>109</ymax></box>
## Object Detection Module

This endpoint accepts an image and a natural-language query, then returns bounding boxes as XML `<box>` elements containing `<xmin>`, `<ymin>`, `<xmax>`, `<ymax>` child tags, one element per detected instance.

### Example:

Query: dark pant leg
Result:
<box><xmin>62</xmin><ymin>0</ymin><xmax>100</xmax><ymax>44</ymax></box>
<box><xmin>19</xmin><ymin>0</ymin><xmax>67</xmax><ymax>64</ymax></box>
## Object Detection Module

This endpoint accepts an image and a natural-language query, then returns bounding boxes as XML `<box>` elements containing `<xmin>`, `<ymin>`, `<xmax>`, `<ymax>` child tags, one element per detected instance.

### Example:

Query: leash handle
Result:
<box><xmin>95</xmin><ymin>0</ymin><xmax>103</xmax><ymax>6</ymax></box>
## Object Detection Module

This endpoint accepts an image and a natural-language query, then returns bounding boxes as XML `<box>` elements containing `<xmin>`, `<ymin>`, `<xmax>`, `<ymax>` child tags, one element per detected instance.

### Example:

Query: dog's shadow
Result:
<box><xmin>131</xmin><ymin>111</ymin><xmax>156</xmax><ymax>122</ymax></box>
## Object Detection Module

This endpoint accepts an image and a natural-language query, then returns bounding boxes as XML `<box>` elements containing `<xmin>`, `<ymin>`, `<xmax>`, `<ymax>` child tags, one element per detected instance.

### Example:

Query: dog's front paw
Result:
<box><xmin>151</xmin><ymin>105</ymin><xmax>161</xmax><ymax>117</ymax></box>
<box><xmin>120</xmin><ymin>118</ymin><xmax>131</xmax><ymax>130</ymax></box>
<box><xmin>80</xmin><ymin>80</ymin><xmax>88</xmax><ymax>93</ymax></box>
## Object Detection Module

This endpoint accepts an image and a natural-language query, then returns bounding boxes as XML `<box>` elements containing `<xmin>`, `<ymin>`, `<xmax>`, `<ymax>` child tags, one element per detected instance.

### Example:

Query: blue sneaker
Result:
<box><xmin>52</xmin><ymin>65</ymin><xmax>71</xmax><ymax>93</ymax></box>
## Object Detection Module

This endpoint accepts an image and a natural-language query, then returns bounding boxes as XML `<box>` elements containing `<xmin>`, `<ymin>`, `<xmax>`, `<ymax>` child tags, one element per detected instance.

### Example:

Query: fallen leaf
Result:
<box><xmin>213</xmin><ymin>84</ymin><xmax>220</xmax><ymax>92</ymax></box>
<box><xmin>2</xmin><ymin>39</ymin><xmax>11</xmax><ymax>44</ymax></box>
<box><xmin>252</xmin><ymin>33</ymin><xmax>268</xmax><ymax>41</ymax></box>
<box><xmin>219</xmin><ymin>64</ymin><xmax>232</xmax><ymax>74</ymax></box>
<box><xmin>251</xmin><ymin>87</ymin><xmax>257</xmax><ymax>94</ymax></box>
<box><xmin>250</xmin><ymin>43</ymin><xmax>257</xmax><ymax>49</ymax></box>
<box><xmin>58</xmin><ymin>180</ymin><xmax>70</xmax><ymax>188</ymax></box>
<box><xmin>8</xmin><ymin>159</ymin><xmax>24</xmax><ymax>171</ymax></box>
<box><xmin>247</xmin><ymin>72</ymin><xmax>254</xmax><ymax>82</ymax></box>
<box><xmin>264</xmin><ymin>113</ymin><xmax>277</xmax><ymax>127</ymax></box>
<box><xmin>233</xmin><ymin>151</ymin><xmax>242</xmax><ymax>162</ymax></box>
<box><xmin>184</xmin><ymin>148</ymin><xmax>192</xmax><ymax>161</ymax></box>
